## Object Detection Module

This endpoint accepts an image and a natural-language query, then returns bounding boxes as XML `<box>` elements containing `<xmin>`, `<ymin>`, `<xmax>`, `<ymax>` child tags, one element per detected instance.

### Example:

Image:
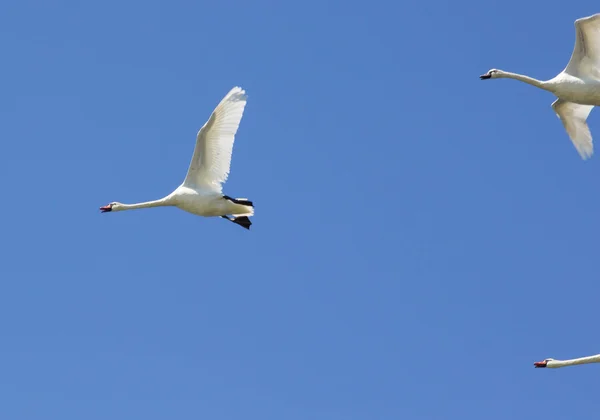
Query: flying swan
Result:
<box><xmin>480</xmin><ymin>13</ymin><xmax>600</xmax><ymax>159</ymax></box>
<box><xmin>534</xmin><ymin>353</ymin><xmax>600</xmax><ymax>369</ymax></box>
<box><xmin>100</xmin><ymin>86</ymin><xmax>254</xmax><ymax>230</ymax></box>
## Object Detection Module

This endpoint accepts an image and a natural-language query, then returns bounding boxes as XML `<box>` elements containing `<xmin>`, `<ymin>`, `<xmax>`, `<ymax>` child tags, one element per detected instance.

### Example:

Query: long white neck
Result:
<box><xmin>498</xmin><ymin>71</ymin><xmax>547</xmax><ymax>90</ymax></box>
<box><xmin>549</xmin><ymin>354</ymin><xmax>600</xmax><ymax>368</ymax></box>
<box><xmin>117</xmin><ymin>198</ymin><xmax>172</xmax><ymax>211</ymax></box>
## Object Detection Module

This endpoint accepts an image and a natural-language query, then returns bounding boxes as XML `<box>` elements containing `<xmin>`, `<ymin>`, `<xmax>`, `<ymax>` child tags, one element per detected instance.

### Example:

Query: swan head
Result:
<box><xmin>99</xmin><ymin>202</ymin><xmax>123</xmax><ymax>213</ymax></box>
<box><xmin>480</xmin><ymin>69</ymin><xmax>503</xmax><ymax>80</ymax></box>
<box><xmin>533</xmin><ymin>358</ymin><xmax>555</xmax><ymax>368</ymax></box>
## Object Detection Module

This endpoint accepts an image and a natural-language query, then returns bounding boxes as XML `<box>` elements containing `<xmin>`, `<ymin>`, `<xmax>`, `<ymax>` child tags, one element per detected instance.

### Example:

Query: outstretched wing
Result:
<box><xmin>552</xmin><ymin>98</ymin><xmax>594</xmax><ymax>160</ymax></box>
<box><xmin>183</xmin><ymin>87</ymin><xmax>248</xmax><ymax>191</ymax></box>
<box><xmin>563</xmin><ymin>14</ymin><xmax>600</xmax><ymax>79</ymax></box>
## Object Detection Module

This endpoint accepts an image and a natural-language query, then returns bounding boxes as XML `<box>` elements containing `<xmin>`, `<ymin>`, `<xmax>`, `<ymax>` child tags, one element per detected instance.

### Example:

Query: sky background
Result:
<box><xmin>1</xmin><ymin>0</ymin><xmax>600</xmax><ymax>418</ymax></box>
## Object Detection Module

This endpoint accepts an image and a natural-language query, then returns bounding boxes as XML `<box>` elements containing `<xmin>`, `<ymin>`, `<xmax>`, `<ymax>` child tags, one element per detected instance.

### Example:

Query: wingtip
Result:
<box><xmin>226</xmin><ymin>86</ymin><xmax>247</xmax><ymax>102</ymax></box>
<box><xmin>575</xmin><ymin>145</ymin><xmax>593</xmax><ymax>160</ymax></box>
<box><xmin>231</xmin><ymin>86</ymin><xmax>246</xmax><ymax>94</ymax></box>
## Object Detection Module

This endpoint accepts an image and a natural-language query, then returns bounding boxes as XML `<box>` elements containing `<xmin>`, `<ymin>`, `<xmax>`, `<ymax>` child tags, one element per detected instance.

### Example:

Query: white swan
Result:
<box><xmin>480</xmin><ymin>13</ymin><xmax>600</xmax><ymax>159</ymax></box>
<box><xmin>100</xmin><ymin>86</ymin><xmax>255</xmax><ymax>230</ymax></box>
<box><xmin>534</xmin><ymin>353</ymin><xmax>600</xmax><ymax>369</ymax></box>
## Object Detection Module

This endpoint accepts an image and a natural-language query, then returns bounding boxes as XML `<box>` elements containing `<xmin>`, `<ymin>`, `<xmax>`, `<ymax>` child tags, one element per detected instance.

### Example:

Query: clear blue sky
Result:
<box><xmin>1</xmin><ymin>0</ymin><xmax>600</xmax><ymax>418</ymax></box>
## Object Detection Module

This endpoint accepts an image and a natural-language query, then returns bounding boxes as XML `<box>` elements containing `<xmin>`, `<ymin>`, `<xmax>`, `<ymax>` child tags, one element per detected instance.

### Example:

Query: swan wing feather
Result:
<box><xmin>183</xmin><ymin>87</ymin><xmax>248</xmax><ymax>192</ymax></box>
<box><xmin>564</xmin><ymin>14</ymin><xmax>600</xmax><ymax>79</ymax></box>
<box><xmin>552</xmin><ymin>99</ymin><xmax>594</xmax><ymax>159</ymax></box>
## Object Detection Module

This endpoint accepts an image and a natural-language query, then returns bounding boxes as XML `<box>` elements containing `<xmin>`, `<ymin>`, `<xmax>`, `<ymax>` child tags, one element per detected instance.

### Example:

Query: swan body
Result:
<box><xmin>546</xmin><ymin>74</ymin><xmax>600</xmax><ymax>104</ymax></box>
<box><xmin>534</xmin><ymin>353</ymin><xmax>600</xmax><ymax>369</ymax></box>
<box><xmin>481</xmin><ymin>13</ymin><xmax>600</xmax><ymax>159</ymax></box>
<box><xmin>100</xmin><ymin>86</ymin><xmax>255</xmax><ymax>230</ymax></box>
<box><xmin>169</xmin><ymin>186</ymin><xmax>251</xmax><ymax>217</ymax></box>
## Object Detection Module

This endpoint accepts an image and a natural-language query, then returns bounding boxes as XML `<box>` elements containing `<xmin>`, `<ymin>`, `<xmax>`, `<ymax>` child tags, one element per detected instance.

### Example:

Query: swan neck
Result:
<box><xmin>120</xmin><ymin>198</ymin><xmax>171</xmax><ymax>211</ymax></box>
<box><xmin>500</xmin><ymin>72</ymin><xmax>546</xmax><ymax>89</ymax></box>
<box><xmin>551</xmin><ymin>354</ymin><xmax>600</xmax><ymax>368</ymax></box>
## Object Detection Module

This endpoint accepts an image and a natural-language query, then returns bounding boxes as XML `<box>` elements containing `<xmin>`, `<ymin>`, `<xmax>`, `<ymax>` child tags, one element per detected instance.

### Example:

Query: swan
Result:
<box><xmin>534</xmin><ymin>353</ymin><xmax>600</xmax><ymax>369</ymax></box>
<box><xmin>480</xmin><ymin>13</ymin><xmax>600</xmax><ymax>159</ymax></box>
<box><xmin>100</xmin><ymin>86</ymin><xmax>255</xmax><ymax>230</ymax></box>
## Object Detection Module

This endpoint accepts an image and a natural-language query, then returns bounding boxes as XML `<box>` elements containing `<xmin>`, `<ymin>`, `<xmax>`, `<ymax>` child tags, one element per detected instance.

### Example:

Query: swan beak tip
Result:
<box><xmin>480</xmin><ymin>74</ymin><xmax>491</xmax><ymax>80</ymax></box>
<box><xmin>99</xmin><ymin>205</ymin><xmax>112</xmax><ymax>213</ymax></box>
<box><xmin>533</xmin><ymin>361</ymin><xmax>547</xmax><ymax>368</ymax></box>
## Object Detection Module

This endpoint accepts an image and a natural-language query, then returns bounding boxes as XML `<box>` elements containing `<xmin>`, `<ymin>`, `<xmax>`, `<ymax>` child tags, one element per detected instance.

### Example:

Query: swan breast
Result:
<box><xmin>550</xmin><ymin>76</ymin><xmax>600</xmax><ymax>105</ymax></box>
<box><xmin>171</xmin><ymin>186</ymin><xmax>226</xmax><ymax>217</ymax></box>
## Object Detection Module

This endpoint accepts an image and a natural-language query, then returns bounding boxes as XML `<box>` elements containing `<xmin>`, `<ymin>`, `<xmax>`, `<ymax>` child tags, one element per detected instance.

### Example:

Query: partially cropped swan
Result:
<box><xmin>100</xmin><ymin>86</ymin><xmax>254</xmax><ymax>230</ymax></box>
<box><xmin>480</xmin><ymin>13</ymin><xmax>600</xmax><ymax>159</ymax></box>
<box><xmin>534</xmin><ymin>353</ymin><xmax>600</xmax><ymax>369</ymax></box>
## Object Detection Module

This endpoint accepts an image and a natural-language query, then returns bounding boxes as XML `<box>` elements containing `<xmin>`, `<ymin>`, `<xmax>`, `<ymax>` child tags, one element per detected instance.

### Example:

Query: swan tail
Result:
<box><xmin>223</xmin><ymin>195</ymin><xmax>254</xmax><ymax>216</ymax></box>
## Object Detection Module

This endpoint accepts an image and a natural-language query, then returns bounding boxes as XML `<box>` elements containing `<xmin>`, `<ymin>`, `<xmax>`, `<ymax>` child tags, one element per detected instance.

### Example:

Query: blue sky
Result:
<box><xmin>2</xmin><ymin>0</ymin><xmax>600</xmax><ymax>418</ymax></box>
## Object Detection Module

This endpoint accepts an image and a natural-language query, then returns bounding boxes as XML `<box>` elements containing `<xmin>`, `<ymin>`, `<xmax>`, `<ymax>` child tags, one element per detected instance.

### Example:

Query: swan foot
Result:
<box><xmin>223</xmin><ymin>195</ymin><xmax>254</xmax><ymax>207</ymax></box>
<box><xmin>220</xmin><ymin>215</ymin><xmax>252</xmax><ymax>230</ymax></box>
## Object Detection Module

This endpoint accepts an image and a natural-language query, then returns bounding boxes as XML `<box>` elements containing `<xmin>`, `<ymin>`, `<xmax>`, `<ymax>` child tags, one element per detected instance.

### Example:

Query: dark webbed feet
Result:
<box><xmin>221</xmin><ymin>215</ymin><xmax>251</xmax><ymax>230</ymax></box>
<box><xmin>223</xmin><ymin>195</ymin><xmax>254</xmax><ymax>207</ymax></box>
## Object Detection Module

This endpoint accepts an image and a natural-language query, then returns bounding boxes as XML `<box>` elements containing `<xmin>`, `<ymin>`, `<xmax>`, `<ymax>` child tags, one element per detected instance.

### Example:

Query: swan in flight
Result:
<box><xmin>534</xmin><ymin>353</ymin><xmax>600</xmax><ymax>369</ymax></box>
<box><xmin>100</xmin><ymin>86</ymin><xmax>254</xmax><ymax>230</ymax></box>
<box><xmin>480</xmin><ymin>13</ymin><xmax>600</xmax><ymax>159</ymax></box>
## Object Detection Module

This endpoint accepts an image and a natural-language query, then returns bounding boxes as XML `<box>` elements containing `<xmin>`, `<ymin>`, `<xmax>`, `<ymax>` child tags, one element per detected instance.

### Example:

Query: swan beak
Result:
<box><xmin>99</xmin><ymin>205</ymin><xmax>112</xmax><ymax>213</ymax></box>
<box><xmin>533</xmin><ymin>361</ymin><xmax>547</xmax><ymax>368</ymax></box>
<box><xmin>480</xmin><ymin>74</ymin><xmax>491</xmax><ymax>80</ymax></box>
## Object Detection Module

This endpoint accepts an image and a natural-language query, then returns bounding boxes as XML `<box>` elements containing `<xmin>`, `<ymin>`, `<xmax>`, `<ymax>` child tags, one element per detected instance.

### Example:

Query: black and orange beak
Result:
<box><xmin>480</xmin><ymin>73</ymin><xmax>492</xmax><ymax>80</ymax></box>
<box><xmin>100</xmin><ymin>204</ymin><xmax>112</xmax><ymax>213</ymax></box>
<box><xmin>533</xmin><ymin>360</ymin><xmax>548</xmax><ymax>368</ymax></box>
